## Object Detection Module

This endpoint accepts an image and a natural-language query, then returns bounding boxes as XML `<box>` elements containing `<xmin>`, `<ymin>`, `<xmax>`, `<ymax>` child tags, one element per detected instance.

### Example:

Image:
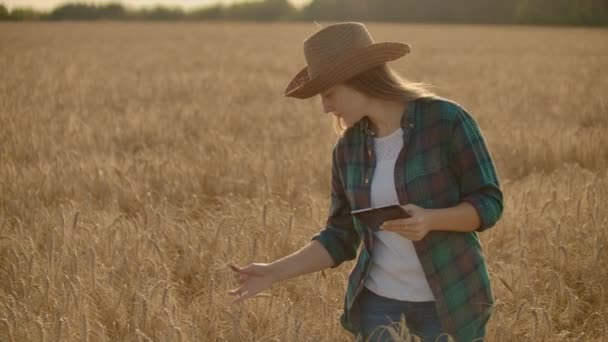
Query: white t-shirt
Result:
<box><xmin>362</xmin><ymin>127</ymin><xmax>436</xmax><ymax>302</ymax></box>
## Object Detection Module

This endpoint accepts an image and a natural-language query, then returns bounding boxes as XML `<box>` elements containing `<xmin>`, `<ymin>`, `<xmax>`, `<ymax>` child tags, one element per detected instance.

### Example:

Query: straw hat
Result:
<box><xmin>284</xmin><ymin>22</ymin><xmax>411</xmax><ymax>99</ymax></box>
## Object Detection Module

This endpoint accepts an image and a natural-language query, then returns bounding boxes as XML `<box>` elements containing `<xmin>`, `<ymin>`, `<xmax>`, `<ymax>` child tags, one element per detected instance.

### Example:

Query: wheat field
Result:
<box><xmin>0</xmin><ymin>21</ymin><xmax>607</xmax><ymax>341</ymax></box>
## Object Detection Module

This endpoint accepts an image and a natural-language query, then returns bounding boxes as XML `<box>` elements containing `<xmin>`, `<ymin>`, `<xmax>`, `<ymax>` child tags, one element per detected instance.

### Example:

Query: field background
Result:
<box><xmin>1</xmin><ymin>22</ymin><xmax>607</xmax><ymax>341</ymax></box>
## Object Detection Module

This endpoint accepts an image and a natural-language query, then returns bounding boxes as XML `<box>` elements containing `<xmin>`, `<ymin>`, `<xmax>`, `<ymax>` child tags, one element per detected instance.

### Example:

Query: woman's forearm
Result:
<box><xmin>429</xmin><ymin>201</ymin><xmax>481</xmax><ymax>232</ymax></box>
<box><xmin>268</xmin><ymin>240</ymin><xmax>335</xmax><ymax>283</ymax></box>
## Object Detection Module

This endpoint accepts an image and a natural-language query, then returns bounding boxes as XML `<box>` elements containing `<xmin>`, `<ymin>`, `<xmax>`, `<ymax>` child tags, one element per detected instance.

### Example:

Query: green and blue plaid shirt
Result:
<box><xmin>311</xmin><ymin>96</ymin><xmax>503</xmax><ymax>341</ymax></box>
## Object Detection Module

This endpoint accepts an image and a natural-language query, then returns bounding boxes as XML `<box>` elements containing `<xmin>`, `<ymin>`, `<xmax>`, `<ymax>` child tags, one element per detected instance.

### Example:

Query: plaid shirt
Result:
<box><xmin>311</xmin><ymin>96</ymin><xmax>503</xmax><ymax>341</ymax></box>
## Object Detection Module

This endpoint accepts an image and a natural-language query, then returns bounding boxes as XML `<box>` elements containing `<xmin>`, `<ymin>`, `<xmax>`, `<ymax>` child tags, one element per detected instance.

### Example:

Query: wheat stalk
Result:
<box><xmin>81</xmin><ymin>313</ymin><xmax>88</xmax><ymax>342</ymax></box>
<box><xmin>1</xmin><ymin>318</ymin><xmax>15</xmax><ymax>342</ymax></box>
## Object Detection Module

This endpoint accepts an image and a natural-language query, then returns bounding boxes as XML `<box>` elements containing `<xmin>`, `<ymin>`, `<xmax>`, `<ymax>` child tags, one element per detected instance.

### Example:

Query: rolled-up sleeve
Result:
<box><xmin>311</xmin><ymin>142</ymin><xmax>361</xmax><ymax>268</ymax></box>
<box><xmin>448</xmin><ymin>106</ymin><xmax>504</xmax><ymax>232</ymax></box>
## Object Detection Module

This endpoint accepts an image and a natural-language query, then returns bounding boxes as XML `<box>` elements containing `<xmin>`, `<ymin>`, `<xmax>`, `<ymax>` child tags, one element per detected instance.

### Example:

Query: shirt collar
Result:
<box><xmin>359</xmin><ymin>99</ymin><xmax>416</xmax><ymax>137</ymax></box>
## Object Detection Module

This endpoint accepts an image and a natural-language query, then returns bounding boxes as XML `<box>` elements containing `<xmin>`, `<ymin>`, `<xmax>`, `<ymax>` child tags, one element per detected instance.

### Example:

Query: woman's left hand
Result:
<box><xmin>382</xmin><ymin>204</ymin><xmax>434</xmax><ymax>241</ymax></box>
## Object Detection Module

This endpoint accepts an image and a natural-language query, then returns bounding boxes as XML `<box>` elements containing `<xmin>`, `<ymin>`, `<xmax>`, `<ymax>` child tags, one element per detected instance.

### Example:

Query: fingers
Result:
<box><xmin>229</xmin><ymin>266</ymin><xmax>254</xmax><ymax>285</ymax></box>
<box><xmin>228</xmin><ymin>284</ymin><xmax>262</xmax><ymax>305</ymax></box>
<box><xmin>228</xmin><ymin>288</ymin><xmax>250</xmax><ymax>305</ymax></box>
<box><xmin>226</xmin><ymin>263</ymin><xmax>266</xmax><ymax>304</ymax></box>
<box><xmin>389</xmin><ymin>217</ymin><xmax>417</xmax><ymax>226</ymax></box>
<box><xmin>382</xmin><ymin>223</ymin><xmax>422</xmax><ymax>241</ymax></box>
<box><xmin>401</xmin><ymin>203</ymin><xmax>421</xmax><ymax>214</ymax></box>
<box><xmin>384</xmin><ymin>218</ymin><xmax>410</xmax><ymax>228</ymax></box>
<box><xmin>400</xmin><ymin>204</ymin><xmax>414</xmax><ymax>213</ymax></box>
<box><xmin>228</xmin><ymin>266</ymin><xmax>252</xmax><ymax>302</ymax></box>
<box><xmin>228</xmin><ymin>284</ymin><xmax>247</xmax><ymax>297</ymax></box>
<box><xmin>231</xmin><ymin>291</ymin><xmax>253</xmax><ymax>305</ymax></box>
<box><xmin>228</xmin><ymin>263</ymin><xmax>256</xmax><ymax>276</ymax></box>
<box><xmin>383</xmin><ymin>221</ymin><xmax>407</xmax><ymax>231</ymax></box>
<box><xmin>228</xmin><ymin>286</ymin><xmax>249</xmax><ymax>296</ymax></box>
<box><xmin>383</xmin><ymin>216</ymin><xmax>420</xmax><ymax>236</ymax></box>
<box><xmin>229</xmin><ymin>263</ymin><xmax>250</xmax><ymax>274</ymax></box>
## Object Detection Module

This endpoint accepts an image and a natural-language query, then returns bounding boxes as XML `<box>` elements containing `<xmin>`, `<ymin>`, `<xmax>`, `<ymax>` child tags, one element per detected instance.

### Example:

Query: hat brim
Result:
<box><xmin>284</xmin><ymin>42</ymin><xmax>411</xmax><ymax>99</ymax></box>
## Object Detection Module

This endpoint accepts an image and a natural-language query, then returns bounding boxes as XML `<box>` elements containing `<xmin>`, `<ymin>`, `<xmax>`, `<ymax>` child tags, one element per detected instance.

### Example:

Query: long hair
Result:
<box><xmin>333</xmin><ymin>63</ymin><xmax>436</xmax><ymax>136</ymax></box>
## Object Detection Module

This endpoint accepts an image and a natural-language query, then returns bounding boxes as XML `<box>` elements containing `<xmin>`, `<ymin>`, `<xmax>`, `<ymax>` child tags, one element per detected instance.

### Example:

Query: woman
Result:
<box><xmin>228</xmin><ymin>22</ymin><xmax>503</xmax><ymax>342</ymax></box>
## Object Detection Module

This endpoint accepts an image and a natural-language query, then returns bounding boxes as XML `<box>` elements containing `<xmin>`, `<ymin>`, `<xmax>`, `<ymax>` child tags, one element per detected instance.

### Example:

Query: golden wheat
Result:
<box><xmin>0</xmin><ymin>21</ymin><xmax>607</xmax><ymax>341</ymax></box>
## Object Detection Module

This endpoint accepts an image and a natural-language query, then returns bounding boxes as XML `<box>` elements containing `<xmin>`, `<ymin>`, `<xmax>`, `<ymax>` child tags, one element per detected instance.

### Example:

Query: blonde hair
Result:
<box><xmin>333</xmin><ymin>63</ymin><xmax>436</xmax><ymax>136</ymax></box>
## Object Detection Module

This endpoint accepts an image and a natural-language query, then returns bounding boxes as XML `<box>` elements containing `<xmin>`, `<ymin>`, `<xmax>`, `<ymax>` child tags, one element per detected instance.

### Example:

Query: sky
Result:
<box><xmin>2</xmin><ymin>0</ymin><xmax>311</xmax><ymax>10</ymax></box>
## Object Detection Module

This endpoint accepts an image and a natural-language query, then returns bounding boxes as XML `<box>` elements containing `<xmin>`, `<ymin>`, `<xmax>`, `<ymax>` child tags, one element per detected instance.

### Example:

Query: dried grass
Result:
<box><xmin>0</xmin><ymin>21</ymin><xmax>607</xmax><ymax>341</ymax></box>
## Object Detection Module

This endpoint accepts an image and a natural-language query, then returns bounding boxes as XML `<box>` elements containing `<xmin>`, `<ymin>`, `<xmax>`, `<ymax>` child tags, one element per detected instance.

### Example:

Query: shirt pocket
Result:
<box><xmin>407</xmin><ymin>155</ymin><xmax>443</xmax><ymax>181</ymax></box>
<box><xmin>406</xmin><ymin>146</ymin><xmax>445</xmax><ymax>182</ymax></box>
<box><xmin>406</xmin><ymin>148</ymin><xmax>458</xmax><ymax>207</ymax></box>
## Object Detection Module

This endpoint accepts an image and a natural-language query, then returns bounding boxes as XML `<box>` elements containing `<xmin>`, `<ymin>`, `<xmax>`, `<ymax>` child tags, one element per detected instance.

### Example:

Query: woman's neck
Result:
<box><xmin>366</xmin><ymin>99</ymin><xmax>407</xmax><ymax>138</ymax></box>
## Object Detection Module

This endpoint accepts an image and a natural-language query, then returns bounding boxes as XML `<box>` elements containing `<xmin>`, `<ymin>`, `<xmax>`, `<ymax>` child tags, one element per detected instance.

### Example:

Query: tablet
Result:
<box><xmin>351</xmin><ymin>204</ymin><xmax>411</xmax><ymax>231</ymax></box>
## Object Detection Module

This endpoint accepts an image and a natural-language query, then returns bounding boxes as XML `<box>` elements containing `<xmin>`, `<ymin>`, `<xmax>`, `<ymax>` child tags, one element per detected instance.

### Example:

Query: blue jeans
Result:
<box><xmin>355</xmin><ymin>286</ymin><xmax>450</xmax><ymax>342</ymax></box>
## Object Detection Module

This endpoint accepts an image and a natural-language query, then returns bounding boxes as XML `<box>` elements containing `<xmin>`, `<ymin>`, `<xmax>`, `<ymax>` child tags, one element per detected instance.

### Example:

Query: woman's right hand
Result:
<box><xmin>227</xmin><ymin>262</ymin><xmax>278</xmax><ymax>305</ymax></box>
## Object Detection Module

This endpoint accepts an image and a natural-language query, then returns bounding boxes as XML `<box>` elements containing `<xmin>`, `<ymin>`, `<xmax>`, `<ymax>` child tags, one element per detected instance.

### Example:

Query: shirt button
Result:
<box><xmin>364</xmin><ymin>177</ymin><xmax>369</xmax><ymax>184</ymax></box>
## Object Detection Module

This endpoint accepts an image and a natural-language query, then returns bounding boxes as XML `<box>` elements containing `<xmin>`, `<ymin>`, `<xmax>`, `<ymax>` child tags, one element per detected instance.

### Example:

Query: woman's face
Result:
<box><xmin>320</xmin><ymin>83</ymin><xmax>369</xmax><ymax>128</ymax></box>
